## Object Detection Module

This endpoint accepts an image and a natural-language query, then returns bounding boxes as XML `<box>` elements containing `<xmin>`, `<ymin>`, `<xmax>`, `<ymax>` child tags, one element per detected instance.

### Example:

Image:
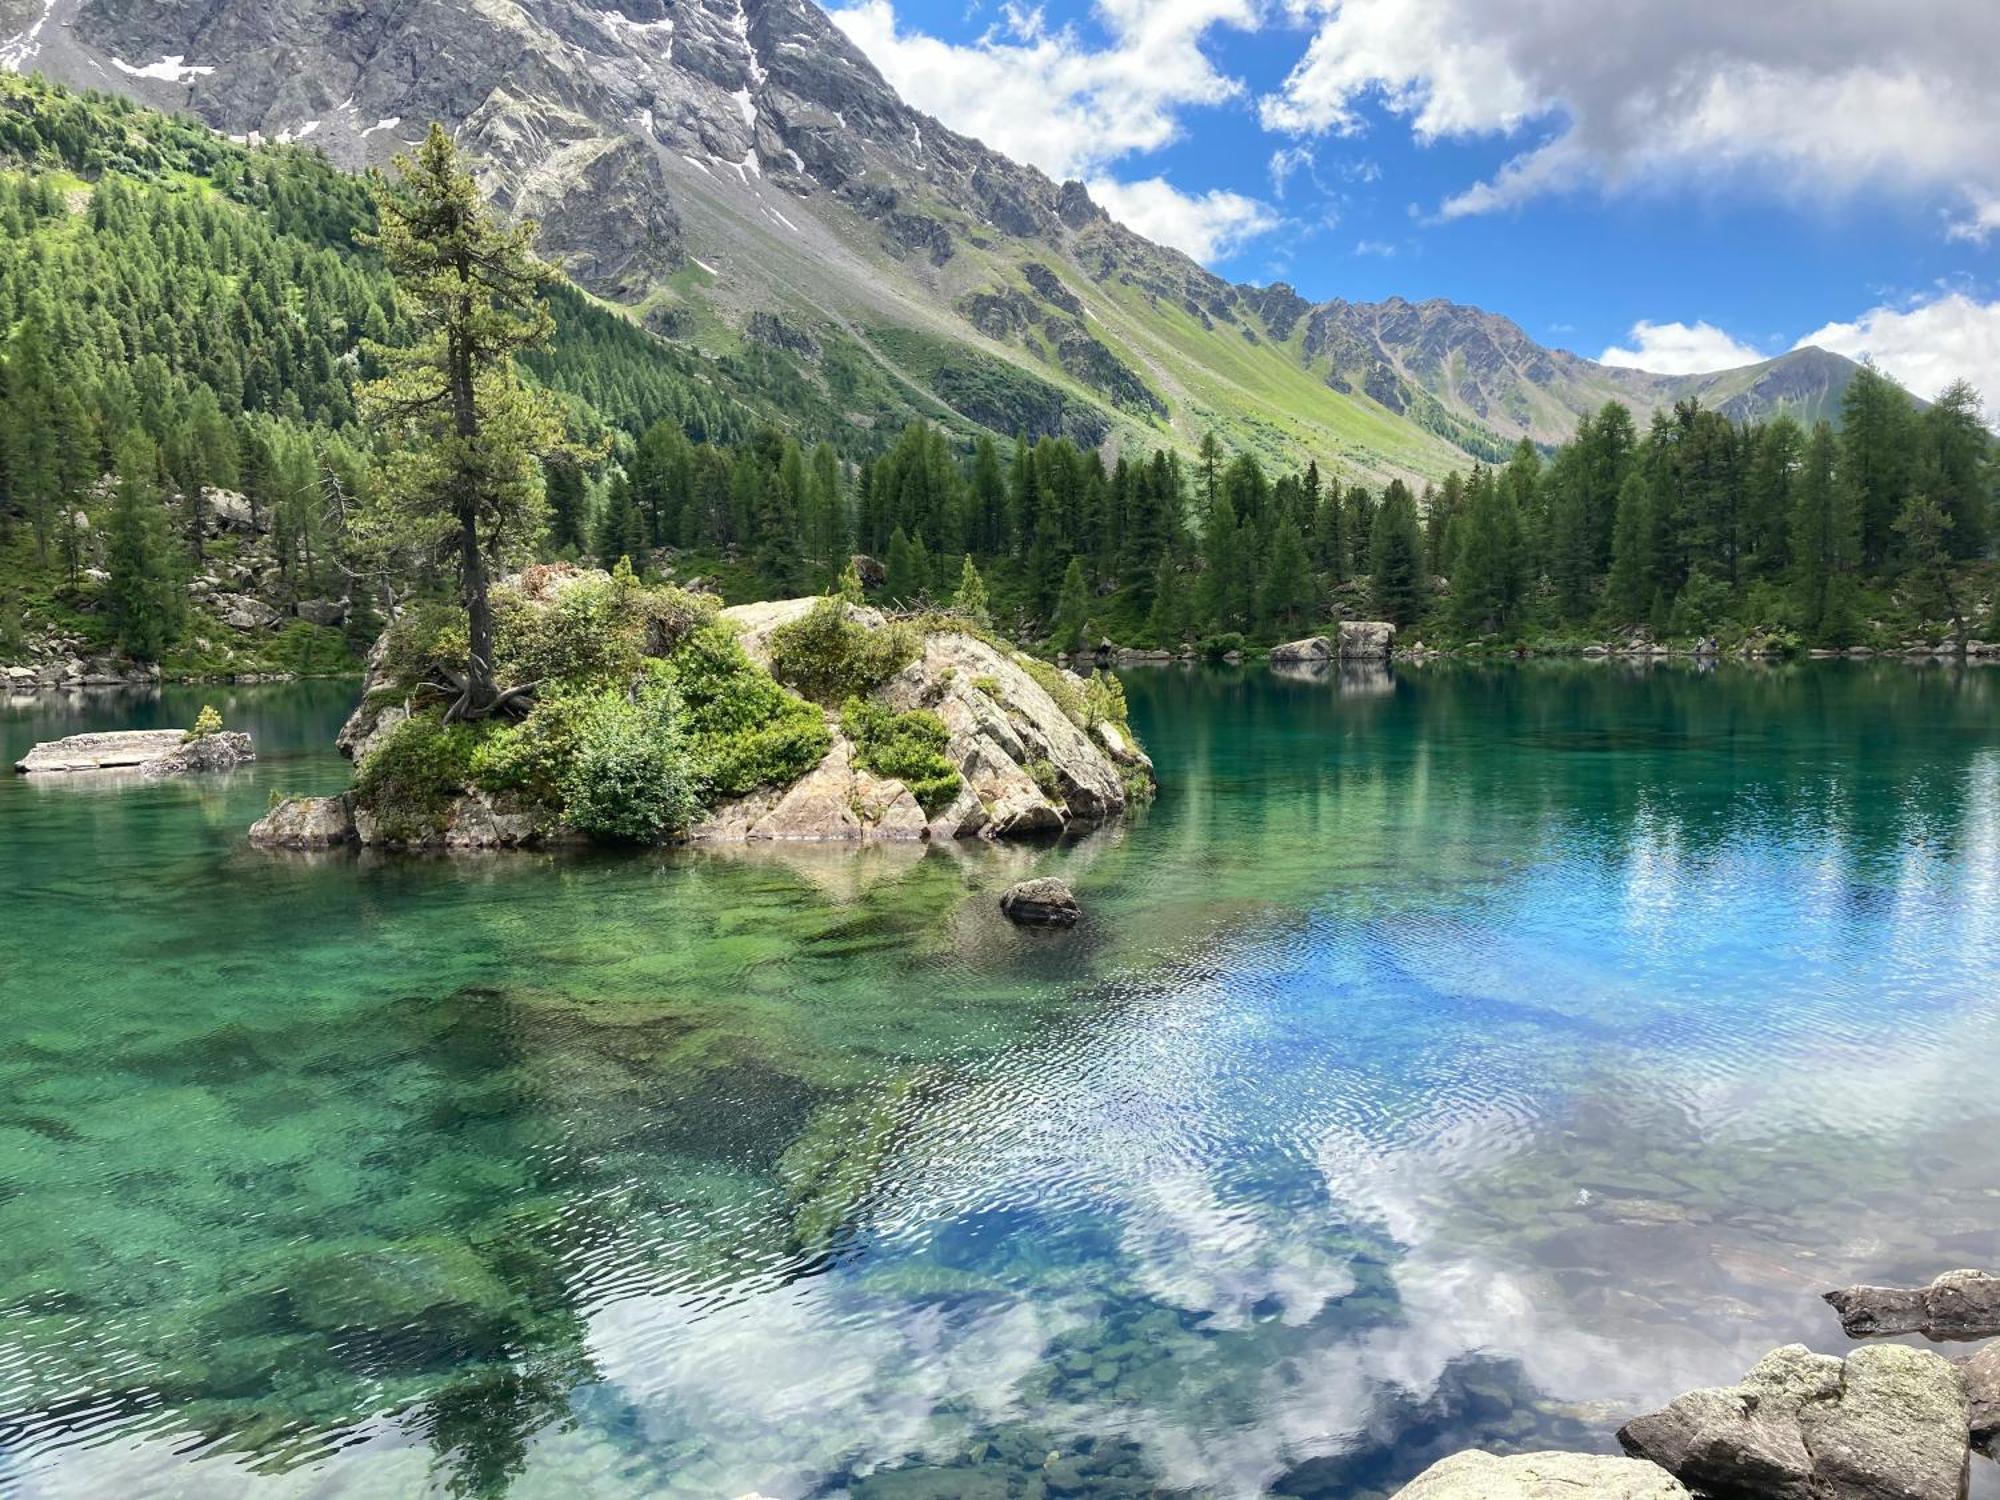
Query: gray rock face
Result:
<box><xmin>1393</xmin><ymin>1450</ymin><xmax>1691</xmax><ymax>1499</ymax></box>
<box><xmin>1826</xmin><ymin>1270</ymin><xmax>2000</xmax><ymax>1341</ymax></box>
<box><xmin>999</xmin><ymin>877</ymin><xmax>1079</xmax><ymax>927</ymax></box>
<box><xmin>216</xmin><ymin>592</ymin><xmax>282</xmax><ymax>630</ymax></box>
<box><xmin>250</xmin><ymin>792</ymin><xmax>358</xmax><ymax>848</ymax></box>
<box><xmin>1963</xmin><ymin>1342</ymin><xmax>1999</xmax><ymax>1451</ymax></box>
<box><xmin>139</xmin><ymin>730</ymin><xmax>256</xmax><ymax>775</ymax></box>
<box><xmin>1618</xmin><ymin>1343</ymin><xmax>1971</xmax><ymax>1500</ymax></box>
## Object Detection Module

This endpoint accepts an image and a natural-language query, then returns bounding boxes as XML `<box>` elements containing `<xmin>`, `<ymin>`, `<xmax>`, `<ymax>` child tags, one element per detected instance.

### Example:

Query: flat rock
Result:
<box><xmin>1826</xmin><ymin>1269</ymin><xmax>2000</xmax><ymax>1340</ymax></box>
<box><xmin>16</xmin><ymin>729</ymin><xmax>190</xmax><ymax>774</ymax></box>
<box><xmin>1619</xmin><ymin>1343</ymin><xmax>1970</xmax><ymax>1500</ymax></box>
<box><xmin>999</xmin><ymin>877</ymin><xmax>1079</xmax><ymax>927</ymax></box>
<box><xmin>1393</xmin><ymin>1450</ymin><xmax>1690</xmax><ymax>1499</ymax></box>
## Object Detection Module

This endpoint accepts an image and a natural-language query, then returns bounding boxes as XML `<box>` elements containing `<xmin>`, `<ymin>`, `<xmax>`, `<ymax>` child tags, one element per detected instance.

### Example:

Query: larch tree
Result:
<box><xmin>360</xmin><ymin>123</ymin><xmax>568</xmax><ymax>719</ymax></box>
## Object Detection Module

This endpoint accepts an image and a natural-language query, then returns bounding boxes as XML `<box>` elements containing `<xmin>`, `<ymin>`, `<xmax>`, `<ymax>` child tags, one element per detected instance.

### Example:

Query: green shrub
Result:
<box><xmin>666</xmin><ymin>624</ymin><xmax>831</xmax><ymax>796</ymax></box>
<box><xmin>356</xmin><ymin>712</ymin><xmax>489</xmax><ymax>841</ymax></box>
<box><xmin>1016</xmin><ymin>654</ymin><xmax>1085</xmax><ymax>725</ymax></box>
<box><xmin>767</xmin><ymin>597</ymin><xmax>919</xmax><ymax>706</ymax></box>
<box><xmin>1198</xmin><ymin>632</ymin><xmax>1246</xmax><ymax>662</ymax></box>
<box><xmin>841</xmin><ymin>696</ymin><xmax>961</xmax><ymax>815</ymax></box>
<box><xmin>469</xmin><ymin>691</ymin><xmax>593</xmax><ymax>811</ymax></box>
<box><xmin>561</xmin><ymin>676</ymin><xmax>701</xmax><ymax>843</ymax></box>
<box><xmin>1080</xmin><ymin>669</ymin><xmax>1128</xmax><ymax>732</ymax></box>
<box><xmin>1024</xmin><ymin>757</ymin><xmax>1064</xmax><ymax>806</ymax></box>
<box><xmin>186</xmin><ymin>704</ymin><xmax>224</xmax><ymax>741</ymax></box>
<box><xmin>971</xmin><ymin>675</ymin><xmax>1001</xmax><ymax>698</ymax></box>
<box><xmin>376</xmin><ymin>600</ymin><xmax>469</xmax><ymax>692</ymax></box>
<box><xmin>494</xmin><ymin>574</ymin><xmax>643</xmax><ymax>688</ymax></box>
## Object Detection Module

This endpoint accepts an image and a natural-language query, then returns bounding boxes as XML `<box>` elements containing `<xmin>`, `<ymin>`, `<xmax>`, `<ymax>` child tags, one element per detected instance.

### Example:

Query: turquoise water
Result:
<box><xmin>2</xmin><ymin>664</ymin><xmax>1998</xmax><ymax>1499</ymax></box>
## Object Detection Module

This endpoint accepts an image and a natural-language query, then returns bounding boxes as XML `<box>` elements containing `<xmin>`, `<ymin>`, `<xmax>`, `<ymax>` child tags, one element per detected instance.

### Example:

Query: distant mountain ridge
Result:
<box><xmin>1</xmin><ymin>0</ymin><xmax>1868</xmax><ymax>478</ymax></box>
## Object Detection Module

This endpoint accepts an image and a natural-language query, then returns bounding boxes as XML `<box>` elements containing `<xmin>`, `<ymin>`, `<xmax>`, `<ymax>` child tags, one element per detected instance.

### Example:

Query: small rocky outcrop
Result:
<box><xmin>250</xmin><ymin>792</ymin><xmax>359</xmax><ymax>849</ymax></box>
<box><xmin>1826</xmin><ymin>1269</ymin><xmax>2000</xmax><ymax>1341</ymax></box>
<box><xmin>999</xmin><ymin>877</ymin><xmax>1080</xmax><ymax>926</ymax></box>
<box><xmin>1393</xmin><ymin>1450</ymin><xmax>1690</xmax><ymax>1498</ymax></box>
<box><xmin>1617</xmin><ymin>1343</ymin><xmax>1971</xmax><ymax>1500</ymax></box>
<box><xmin>16</xmin><ymin>728</ymin><xmax>253</xmax><ymax>775</ymax></box>
<box><xmin>139</xmin><ymin>731</ymin><xmax>255</xmax><ymax>776</ymax></box>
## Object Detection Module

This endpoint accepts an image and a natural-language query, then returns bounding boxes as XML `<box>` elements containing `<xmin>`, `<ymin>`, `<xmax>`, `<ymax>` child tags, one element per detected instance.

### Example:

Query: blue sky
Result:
<box><xmin>829</xmin><ymin>0</ymin><xmax>2000</xmax><ymax>403</ymax></box>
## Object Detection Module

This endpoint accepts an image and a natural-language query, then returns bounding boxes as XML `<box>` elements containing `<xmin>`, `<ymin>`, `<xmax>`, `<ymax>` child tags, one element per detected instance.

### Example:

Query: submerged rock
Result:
<box><xmin>250</xmin><ymin>793</ymin><xmax>359</xmax><ymax>849</ymax></box>
<box><xmin>1618</xmin><ymin>1342</ymin><xmax>1970</xmax><ymax>1500</ymax></box>
<box><xmin>999</xmin><ymin>877</ymin><xmax>1080</xmax><ymax>926</ymax></box>
<box><xmin>1825</xmin><ymin>1269</ymin><xmax>2000</xmax><ymax>1340</ymax></box>
<box><xmin>1393</xmin><ymin>1450</ymin><xmax>1690</xmax><ymax>1498</ymax></box>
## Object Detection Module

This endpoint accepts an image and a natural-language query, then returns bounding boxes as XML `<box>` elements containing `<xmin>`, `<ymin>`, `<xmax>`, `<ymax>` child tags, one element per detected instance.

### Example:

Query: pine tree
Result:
<box><xmin>1049</xmin><ymin>555</ymin><xmax>1091</xmax><ymax>655</ymax></box>
<box><xmin>952</xmin><ymin>554</ymin><xmax>990</xmax><ymax>624</ymax></box>
<box><xmin>1367</xmin><ymin>481</ymin><xmax>1427</xmax><ymax>627</ymax></box>
<box><xmin>360</xmin><ymin>124</ymin><xmax>567</xmax><ymax>718</ymax></box>
<box><xmin>103</xmin><ymin>432</ymin><xmax>183</xmax><ymax>662</ymax></box>
<box><xmin>1145</xmin><ymin>552</ymin><xmax>1185</xmax><ymax>648</ymax></box>
<box><xmin>1258</xmin><ymin>516</ymin><xmax>1315</xmax><ymax>636</ymax></box>
<box><xmin>1605</xmin><ymin>469</ymin><xmax>1654</xmax><ymax>626</ymax></box>
<box><xmin>1789</xmin><ymin>422</ymin><xmax>1860</xmax><ymax>644</ymax></box>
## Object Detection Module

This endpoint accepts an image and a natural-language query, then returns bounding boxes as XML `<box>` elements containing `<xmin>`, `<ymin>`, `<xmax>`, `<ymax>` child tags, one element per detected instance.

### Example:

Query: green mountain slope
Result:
<box><xmin>2</xmin><ymin>0</ymin><xmax>1870</xmax><ymax>482</ymax></box>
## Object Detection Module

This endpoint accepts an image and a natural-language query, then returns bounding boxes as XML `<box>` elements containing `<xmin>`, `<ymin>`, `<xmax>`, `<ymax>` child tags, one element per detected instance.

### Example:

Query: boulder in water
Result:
<box><xmin>1963</xmin><ymin>1342</ymin><xmax>1999</xmax><ymax>1452</ymax></box>
<box><xmin>1269</xmin><ymin>635</ymin><xmax>1332</xmax><ymax>664</ymax></box>
<box><xmin>999</xmin><ymin>877</ymin><xmax>1080</xmax><ymax>926</ymax></box>
<box><xmin>1825</xmin><ymin>1269</ymin><xmax>2000</xmax><ymax>1340</ymax></box>
<box><xmin>1338</xmin><ymin>620</ymin><xmax>1397</xmax><ymax>659</ymax></box>
<box><xmin>1618</xmin><ymin>1342</ymin><xmax>1970</xmax><ymax>1500</ymax></box>
<box><xmin>1393</xmin><ymin>1450</ymin><xmax>1690</xmax><ymax>1498</ymax></box>
<box><xmin>250</xmin><ymin>793</ymin><xmax>359</xmax><ymax>849</ymax></box>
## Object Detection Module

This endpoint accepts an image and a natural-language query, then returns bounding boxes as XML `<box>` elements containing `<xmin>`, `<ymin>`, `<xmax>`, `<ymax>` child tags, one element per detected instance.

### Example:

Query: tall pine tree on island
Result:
<box><xmin>360</xmin><ymin>124</ymin><xmax>569</xmax><ymax>718</ymax></box>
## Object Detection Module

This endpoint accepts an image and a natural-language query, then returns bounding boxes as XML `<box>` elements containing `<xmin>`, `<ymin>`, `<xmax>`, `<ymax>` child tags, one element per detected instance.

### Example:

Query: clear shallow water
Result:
<box><xmin>2</xmin><ymin>664</ymin><xmax>1998</xmax><ymax>1500</ymax></box>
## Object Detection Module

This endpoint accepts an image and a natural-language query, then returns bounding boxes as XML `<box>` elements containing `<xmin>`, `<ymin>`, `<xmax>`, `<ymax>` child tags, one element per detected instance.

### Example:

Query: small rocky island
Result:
<box><xmin>16</xmin><ymin>715</ymin><xmax>254</xmax><ymax>777</ymax></box>
<box><xmin>253</xmin><ymin>566</ymin><xmax>1152</xmax><ymax>851</ymax></box>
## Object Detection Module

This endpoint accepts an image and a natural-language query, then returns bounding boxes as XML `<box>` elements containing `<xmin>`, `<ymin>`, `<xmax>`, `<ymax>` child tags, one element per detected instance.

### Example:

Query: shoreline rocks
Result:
<box><xmin>15</xmin><ymin>728</ymin><xmax>254</xmax><ymax>776</ymax></box>
<box><xmin>1826</xmin><ymin>1269</ymin><xmax>2000</xmax><ymax>1341</ymax></box>
<box><xmin>1394</xmin><ymin>1451</ymin><xmax>1689</xmax><ymax>1498</ymax></box>
<box><xmin>1268</xmin><ymin>621</ymin><xmax>1399</xmax><ymax>667</ymax></box>
<box><xmin>1617</xmin><ymin>1343</ymin><xmax>1971</xmax><ymax>1500</ymax></box>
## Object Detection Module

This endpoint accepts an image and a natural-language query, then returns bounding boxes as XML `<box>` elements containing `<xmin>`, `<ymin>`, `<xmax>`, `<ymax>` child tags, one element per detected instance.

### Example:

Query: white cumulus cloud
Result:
<box><xmin>829</xmin><ymin>0</ymin><xmax>1254</xmax><ymax>182</ymax></box>
<box><xmin>1259</xmin><ymin>0</ymin><xmax>2000</xmax><ymax>232</ymax></box>
<box><xmin>1599</xmin><ymin>320</ymin><xmax>1770</xmax><ymax>374</ymax></box>
<box><xmin>828</xmin><ymin>0</ymin><xmax>1279</xmax><ymax>264</ymax></box>
<box><xmin>1086</xmin><ymin>175</ymin><xmax>1282</xmax><ymax>261</ymax></box>
<box><xmin>1797</xmin><ymin>293</ymin><xmax>2000</xmax><ymax>417</ymax></box>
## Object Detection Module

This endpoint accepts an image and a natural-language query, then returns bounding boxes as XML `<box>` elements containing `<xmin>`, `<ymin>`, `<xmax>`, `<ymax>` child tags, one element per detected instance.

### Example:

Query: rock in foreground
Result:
<box><xmin>1964</xmin><ymin>1343</ymin><xmax>1999</xmax><ymax>1452</ymax></box>
<box><xmin>1618</xmin><ymin>1343</ymin><xmax>1970</xmax><ymax>1500</ymax></box>
<box><xmin>1825</xmin><ymin>1269</ymin><xmax>2000</xmax><ymax>1340</ymax></box>
<box><xmin>17</xmin><ymin>728</ymin><xmax>253</xmax><ymax>775</ymax></box>
<box><xmin>1393</xmin><ymin>1450</ymin><xmax>1690</xmax><ymax>1498</ymax></box>
<box><xmin>999</xmin><ymin>877</ymin><xmax>1080</xmax><ymax>927</ymax></box>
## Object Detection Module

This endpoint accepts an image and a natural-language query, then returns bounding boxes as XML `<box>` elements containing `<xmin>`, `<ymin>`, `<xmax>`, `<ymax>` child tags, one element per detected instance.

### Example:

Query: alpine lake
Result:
<box><xmin>2</xmin><ymin>661</ymin><xmax>1998</xmax><ymax>1500</ymax></box>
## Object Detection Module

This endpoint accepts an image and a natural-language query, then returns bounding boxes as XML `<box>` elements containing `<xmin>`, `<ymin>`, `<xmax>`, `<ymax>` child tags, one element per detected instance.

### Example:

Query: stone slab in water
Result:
<box><xmin>1825</xmin><ymin>1268</ymin><xmax>2000</xmax><ymax>1340</ymax></box>
<box><xmin>16</xmin><ymin>729</ymin><xmax>190</xmax><ymax>774</ymax></box>
<box><xmin>999</xmin><ymin>877</ymin><xmax>1080</xmax><ymax>926</ymax></box>
<box><xmin>1393</xmin><ymin>1450</ymin><xmax>1690</xmax><ymax>1498</ymax></box>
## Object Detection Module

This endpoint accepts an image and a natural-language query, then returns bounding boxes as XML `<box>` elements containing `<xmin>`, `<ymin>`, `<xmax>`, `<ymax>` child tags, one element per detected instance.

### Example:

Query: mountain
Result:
<box><xmin>2</xmin><ymin>0</ymin><xmax>1867</xmax><ymax>479</ymax></box>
